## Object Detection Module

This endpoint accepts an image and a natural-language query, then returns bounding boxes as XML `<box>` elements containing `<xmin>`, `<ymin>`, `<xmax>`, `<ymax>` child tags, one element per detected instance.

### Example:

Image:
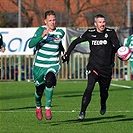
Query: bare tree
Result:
<box><xmin>63</xmin><ymin>0</ymin><xmax>110</xmax><ymax>27</ymax></box>
<box><xmin>63</xmin><ymin>0</ymin><xmax>130</xmax><ymax>27</ymax></box>
<box><xmin>8</xmin><ymin>0</ymin><xmax>43</xmax><ymax>27</ymax></box>
<box><xmin>0</xmin><ymin>12</ymin><xmax>8</xmax><ymax>27</ymax></box>
<box><xmin>63</xmin><ymin>0</ymin><xmax>71</xmax><ymax>26</ymax></box>
<box><xmin>1</xmin><ymin>0</ymin><xmax>131</xmax><ymax>27</ymax></box>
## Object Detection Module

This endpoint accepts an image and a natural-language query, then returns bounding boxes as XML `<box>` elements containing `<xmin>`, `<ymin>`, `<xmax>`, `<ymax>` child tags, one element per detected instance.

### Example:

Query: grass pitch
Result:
<box><xmin>0</xmin><ymin>80</ymin><xmax>133</xmax><ymax>133</ymax></box>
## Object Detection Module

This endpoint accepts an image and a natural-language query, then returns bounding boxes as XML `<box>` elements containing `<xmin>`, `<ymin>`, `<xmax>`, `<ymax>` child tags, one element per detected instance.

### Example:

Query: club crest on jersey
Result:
<box><xmin>105</xmin><ymin>33</ymin><xmax>108</xmax><ymax>38</ymax></box>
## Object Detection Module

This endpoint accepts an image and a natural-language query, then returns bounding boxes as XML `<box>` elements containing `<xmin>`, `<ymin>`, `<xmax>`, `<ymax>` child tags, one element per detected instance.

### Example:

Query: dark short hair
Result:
<box><xmin>94</xmin><ymin>14</ymin><xmax>105</xmax><ymax>21</ymax></box>
<box><xmin>44</xmin><ymin>10</ymin><xmax>56</xmax><ymax>19</ymax></box>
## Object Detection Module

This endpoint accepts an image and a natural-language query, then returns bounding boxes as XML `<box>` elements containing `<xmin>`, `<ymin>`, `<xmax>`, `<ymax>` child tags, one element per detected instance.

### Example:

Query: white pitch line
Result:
<box><xmin>0</xmin><ymin>110</ymin><xmax>132</xmax><ymax>113</ymax></box>
<box><xmin>111</xmin><ymin>83</ymin><xmax>132</xmax><ymax>89</ymax></box>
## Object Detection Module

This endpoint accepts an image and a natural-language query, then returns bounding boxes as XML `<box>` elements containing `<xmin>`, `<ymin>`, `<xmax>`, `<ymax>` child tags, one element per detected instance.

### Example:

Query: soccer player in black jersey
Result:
<box><xmin>62</xmin><ymin>14</ymin><xmax>121</xmax><ymax>120</ymax></box>
<box><xmin>0</xmin><ymin>33</ymin><xmax>5</xmax><ymax>53</ymax></box>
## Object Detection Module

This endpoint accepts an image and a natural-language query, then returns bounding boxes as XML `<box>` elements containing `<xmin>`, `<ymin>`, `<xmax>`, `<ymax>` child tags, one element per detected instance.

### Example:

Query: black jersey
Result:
<box><xmin>67</xmin><ymin>28</ymin><xmax>120</xmax><ymax>77</ymax></box>
<box><xmin>0</xmin><ymin>33</ymin><xmax>3</xmax><ymax>48</ymax></box>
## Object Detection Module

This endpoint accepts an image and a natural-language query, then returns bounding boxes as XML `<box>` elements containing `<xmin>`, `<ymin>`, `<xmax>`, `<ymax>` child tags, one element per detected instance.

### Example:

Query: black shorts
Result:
<box><xmin>86</xmin><ymin>63</ymin><xmax>112</xmax><ymax>90</ymax></box>
<box><xmin>86</xmin><ymin>69</ymin><xmax>111</xmax><ymax>90</ymax></box>
<box><xmin>87</xmin><ymin>62</ymin><xmax>113</xmax><ymax>78</ymax></box>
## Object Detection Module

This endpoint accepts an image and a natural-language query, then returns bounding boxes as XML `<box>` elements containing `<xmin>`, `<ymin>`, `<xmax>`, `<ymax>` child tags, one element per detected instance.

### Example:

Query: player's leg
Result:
<box><xmin>35</xmin><ymin>83</ymin><xmax>45</xmax><ymax>120</ymax></box>
<box><xmin>78</xmin><ymin>70</ymin><xmax>98</xmax><ymax>120</ymax></box>
<box><xmin>33</xmin><ymin>66</ymin><xmax>46</xmax><ymax>120</ymax></box>
<box><xmin>99</xmin><ymin>76</ymin><xmax>111</xmax><ymax>115</ymax></box>
<box><xmin>44</xmin><ymin>71</ymin><xmax>56</xmax><ymax>120</ymax></box>
<box><xmin>130</xmin><ymin>61</ymin><xmax>133</xmax><ymax>80</ymax></box>
<box><xmin>35</xmin><ymin>83</ymin><xmax>45</xmax><ymax>107</ymax></box>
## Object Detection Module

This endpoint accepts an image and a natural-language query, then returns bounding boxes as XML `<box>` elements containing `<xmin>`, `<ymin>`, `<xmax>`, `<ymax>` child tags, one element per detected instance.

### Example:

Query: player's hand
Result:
<box><xmin>61</xmin><ymin>53</ymin><xmax>69</xmax><ymax>64</ymax></box>
<box><xmin>1</xmin><ymin>47</ymin><xmax>5</xmax><ymax>53</ymax></box>
<box><xmin>42</xmin><ymin>29</ymin><xmax>50</xmax><ymax>38</ymax></box>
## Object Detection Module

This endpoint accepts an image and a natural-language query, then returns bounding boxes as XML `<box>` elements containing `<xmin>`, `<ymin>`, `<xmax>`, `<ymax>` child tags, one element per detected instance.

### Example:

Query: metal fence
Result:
<box><xmin>0</xmin><ymin>54</ymin><xmax>131</xmax><ymax>81</ymax></box>
<box><xmin>0</xmin><ymin>55</ymin><xmax>34</xmax><ymax>81</ymax></box>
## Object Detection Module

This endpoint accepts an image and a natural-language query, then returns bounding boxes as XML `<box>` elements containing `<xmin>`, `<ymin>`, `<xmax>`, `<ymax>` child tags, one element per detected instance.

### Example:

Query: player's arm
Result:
<box><xmin>59</xmin><ymin>41</ymin><xmax>65</xmax><ymax>52</ymax></box>
<box><xmin>110</xmin><ymin>29</ymin><xmax>121</xmax><ymax>52</ymax></box>
<box><xmin>62</xmin><ymin>35</ymin><xmax>87</xmax><ymax>63</ymax></box>
<box><xmin>110</xmin><ymin>29</ymin><xmax>123</xmax><ymax>63</ymax></box>
<box><xmin>29</xmin><ymin>27</ymin><xmax>48</xmax><ymax>48</ymax></box>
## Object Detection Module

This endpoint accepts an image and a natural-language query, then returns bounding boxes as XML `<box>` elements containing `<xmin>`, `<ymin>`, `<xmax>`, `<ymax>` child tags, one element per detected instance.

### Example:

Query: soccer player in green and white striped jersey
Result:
<box><xmin>125</xmin><ymin>32</ymin><xmax>133</xmax><ymax>80</ymax></box>
<box><xmin>29</xmin><ymin>10</ymin><xmax>65</xmax><ymax>121</ymax></box>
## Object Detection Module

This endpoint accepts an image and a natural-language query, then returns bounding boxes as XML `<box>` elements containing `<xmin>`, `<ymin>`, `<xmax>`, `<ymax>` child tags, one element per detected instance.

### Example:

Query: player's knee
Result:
<box><xmin>45</xmin><ymin>72</ymin><xmax>56</xmax><ymax>88</ymax></box>
<box><xmin>36</xmin><ymin>83</ymin><xmax>45</xmax><ymax>96</ymax></box>
<box><xmin>36</xmin><ymin>88</ymin><xmax>43</xmax><ymax>96</ymax></box>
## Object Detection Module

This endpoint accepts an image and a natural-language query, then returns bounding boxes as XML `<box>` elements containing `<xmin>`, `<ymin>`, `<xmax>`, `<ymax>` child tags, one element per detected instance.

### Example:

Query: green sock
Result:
<box><xmin>34</xmin><ymin>91</ymin><xmax>42</xmax><ymax>107</ymax></box>
<box><xmin>45</xmin><ymin>87</ymin><xmax>54</xmax><ymax>108</ymax></box>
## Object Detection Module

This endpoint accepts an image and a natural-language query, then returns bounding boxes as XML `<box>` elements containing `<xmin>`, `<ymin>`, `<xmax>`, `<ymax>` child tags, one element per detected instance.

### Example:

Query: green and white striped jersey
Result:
<box><xmin>125</xmin><ymin>35</ymin><xmax>133</xmax><ymax>61</ymax></box>
<box><xmin>29</xmin><ymin>26</ymin><xmax>65</xmax><ymax>68</ymax></box>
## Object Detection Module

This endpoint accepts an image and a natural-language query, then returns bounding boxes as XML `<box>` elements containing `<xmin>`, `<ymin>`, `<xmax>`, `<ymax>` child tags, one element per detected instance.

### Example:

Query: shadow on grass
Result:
<box><xmin>62</xmin><ymin>115</ymin><xmax>133</xmax><ymax>125</ymax></box>
<box><xmin>38</xmin><ymin>115</ymin><xmax>133</xmax><ymax>126</ymax></box>
<box><xmin>0</xmin><ymin>93</ymin><xmax>34</xmax><ymax>101</ymax></box>
<box><xmin>0</xmin><ymin>106</ymin><xmax>35</xmax><ymax>111</ymax></box>
<box><xmin>41</xmin><ymin>115</ymin><xmax>132</xmax><ymax>126</ymax></box>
